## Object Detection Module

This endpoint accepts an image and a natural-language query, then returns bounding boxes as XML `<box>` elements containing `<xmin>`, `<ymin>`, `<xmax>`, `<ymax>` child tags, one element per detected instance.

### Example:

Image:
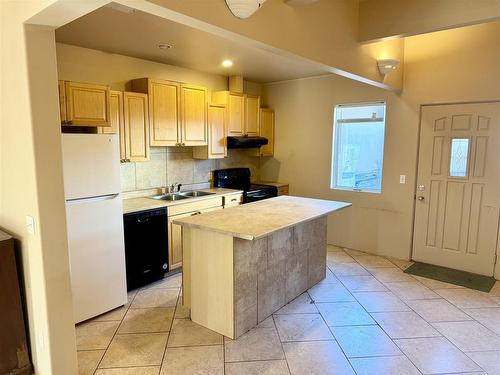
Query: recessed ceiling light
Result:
<box><xmin>158</xmin><ymin>43</ymin><xmax>172</xmax><ymax>50</ymax></box>
<box><xmin>222</xmin><ymin>60</ymin><xmax>233</xmax><ymax>67</ymax></box>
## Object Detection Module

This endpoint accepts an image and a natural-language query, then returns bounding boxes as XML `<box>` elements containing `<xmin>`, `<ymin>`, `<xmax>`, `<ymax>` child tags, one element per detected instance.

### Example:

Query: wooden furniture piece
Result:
<box><xmin>193</xmin><ymin>104</ymin><xmax>227</xmax><ymax>160</ymax></box>
<box><xmin>59</xmin><ymin>80</ymin><xmax>110</xmax><ymax>126</ymax></box>
<box><xmin>99</xmin><ymin>91</ymin><xmax>126</xmax><ymax>160</ymax></box>
<box><xmin>176</xmin><ymin>196</ymin><xmax>351</xmax><ymax>339</ymax></box>
<box><xmin>259</xmin><ymin>109</ymin><xmax>275</xmax><ymax>156</ymax></box>
<box><xmin>0</xmin><ymin>230</ymin><xmax>32</xmax><ymax>375</ymax></box>
<box><xmin>212</xmin><ymin>91</ymin><xmax>246</xmax><ymax>136</ymax></box>
<box><xmin>131</xmin><ymin>78</ymin><xmax>208</xmax><ymax>147</ymax></box>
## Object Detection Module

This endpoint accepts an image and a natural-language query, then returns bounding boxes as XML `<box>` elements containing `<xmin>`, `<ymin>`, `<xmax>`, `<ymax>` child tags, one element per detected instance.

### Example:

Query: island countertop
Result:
<box><xmin>173</xmin><ymin>195</ymin><xmax>351</xmax><ymax>240</ymax></box>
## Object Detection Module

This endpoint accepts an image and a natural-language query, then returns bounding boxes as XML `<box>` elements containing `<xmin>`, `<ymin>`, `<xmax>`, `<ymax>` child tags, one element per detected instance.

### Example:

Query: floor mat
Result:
<box><xmin>404</xmin><ymin>262</ymin><xmax>496</xmax><ymax>293</ymax></box>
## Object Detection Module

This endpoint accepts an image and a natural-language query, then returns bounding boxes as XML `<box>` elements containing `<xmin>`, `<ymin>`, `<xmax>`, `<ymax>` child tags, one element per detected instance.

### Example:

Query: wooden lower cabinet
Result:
<box><xmin>168</xmin><ymin>205</ymin><xmax>223</xmax><ymax>270</ymax></box>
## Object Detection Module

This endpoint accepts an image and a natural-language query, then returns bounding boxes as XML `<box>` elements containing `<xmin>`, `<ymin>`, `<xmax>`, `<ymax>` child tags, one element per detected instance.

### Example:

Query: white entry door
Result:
<box><xmin>413</xmin><ymin>102</ymin><xmax>500</xmax><ymax>276</ymax></box>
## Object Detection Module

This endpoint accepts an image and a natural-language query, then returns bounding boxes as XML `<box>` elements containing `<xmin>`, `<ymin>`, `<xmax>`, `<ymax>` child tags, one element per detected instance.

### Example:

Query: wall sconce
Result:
<box><xmin>377</xmin><ymin>59</ymin><xmax>400</xmax><ymax>75</ymax></box>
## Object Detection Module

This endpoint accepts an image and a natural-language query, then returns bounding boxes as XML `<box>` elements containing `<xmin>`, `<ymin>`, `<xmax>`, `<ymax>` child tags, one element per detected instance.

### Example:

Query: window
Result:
<box><xmin>449</xmin><ymin>138</ymin><xmax>469</xmax><ymax>177</ymax></box>
<box><xmin>331</xmin><ymin>102</ymin><xmax>386</xmax><ymax>193</ymax></box>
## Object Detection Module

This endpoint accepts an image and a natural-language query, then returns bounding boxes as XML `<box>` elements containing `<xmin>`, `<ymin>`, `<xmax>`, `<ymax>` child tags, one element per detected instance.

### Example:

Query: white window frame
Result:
<box><xmin>330</xmin><ymin>101</ymin><xmax>387</xmax><ymax>194</ymax></box>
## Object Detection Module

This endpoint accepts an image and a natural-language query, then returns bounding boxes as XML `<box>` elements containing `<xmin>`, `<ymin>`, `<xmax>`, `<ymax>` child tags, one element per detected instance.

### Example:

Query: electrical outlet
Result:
<box><xmin>399</xmin><ymin>175</ymin><xmax>406</xmax><ymax>184</ymax></box>
<box><xmin>26</xmin><ymin>216</ymin><xmax>35</xmax><ymax>235</ymax></box>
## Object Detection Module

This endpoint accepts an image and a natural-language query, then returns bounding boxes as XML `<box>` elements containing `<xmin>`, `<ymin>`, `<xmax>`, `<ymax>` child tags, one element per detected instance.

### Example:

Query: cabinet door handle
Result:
<box><xmin>230</xmin><ymin>198</ymin><xmax>237</xmax><ymax>202</ymax></box>
<box><xmin>190</xmin><ymin>211</ymin><xmax>202</xmax><ymax>216</ymax></box>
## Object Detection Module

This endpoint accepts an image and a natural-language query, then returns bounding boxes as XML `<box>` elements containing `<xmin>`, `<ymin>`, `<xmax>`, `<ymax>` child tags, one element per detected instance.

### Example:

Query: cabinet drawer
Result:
<box><xmin>224</xmin><ymin>194</ymin><xmax>243</xmax><ymax>207</ymax></box>
<box><xmin>168</xmin><ymin>196</ymin><xmax>223</xmax><ymax>216</ymax></box>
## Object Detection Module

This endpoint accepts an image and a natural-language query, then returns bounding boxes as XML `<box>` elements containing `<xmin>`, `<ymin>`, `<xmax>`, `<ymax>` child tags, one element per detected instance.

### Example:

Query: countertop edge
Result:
<box><xmin>173</xmin><ymin>202</ymin><xmax>352</xmax><ymax>240</ymax></box>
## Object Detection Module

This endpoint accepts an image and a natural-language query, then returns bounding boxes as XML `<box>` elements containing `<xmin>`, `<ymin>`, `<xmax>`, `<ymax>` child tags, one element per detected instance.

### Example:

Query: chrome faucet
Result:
<box><xmin>166</xmin><ymin>183</ymin><xmax>182</xmax><ymax>194</ymax></box>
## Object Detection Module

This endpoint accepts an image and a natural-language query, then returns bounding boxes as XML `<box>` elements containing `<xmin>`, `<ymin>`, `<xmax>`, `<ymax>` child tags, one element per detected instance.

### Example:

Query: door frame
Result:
<box><xmin>410</xmin><ymin>100</ymin><xmax>500</xmax><ymax>279</ymax></box>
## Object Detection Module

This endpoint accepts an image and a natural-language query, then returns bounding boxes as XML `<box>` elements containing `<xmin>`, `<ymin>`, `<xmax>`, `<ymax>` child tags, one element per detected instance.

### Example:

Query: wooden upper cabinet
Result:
<box><xmin>123</xmin><ymin>92</ymin><xmax>149</xmax><ymax>162</ymax></box>
<box><xmin>64</xmin><ymin>81</ymin><xmax>110</xmax><ymax>126</ymax></box>
<box><xmin>245</xmin><ymin>95</ymin><xmax>260</xmax><ymax>136</ymax></box>
<box><xmin>180</xmin><ymin>84</ymin><xmax>208</xmax><ymax>146</ymax></box>
<box><xmin>193</xmin><ymin>104</ymin><xmax>226</xmax><ymax>160</ymax></box>
<box><xmin>99</xmin><ymin>91</ymin><xmax>125</xmax><ymax>160</ymax></box>
<box><xmin>260</xmin><ymin>109</ymin><xmax>275</xmax><ymax>157</ymax></box>
<box><xmin>58</xmin><ymin>80</ymin><xmax>67</xmax><ymax>123</ymax></box>
<box><xmin>213</xmin><ymin>91</ymin><xmax>245</xmax><ymax>136</ymax></box>
<box><xmin>131</xmin><ymin>78</ymin><xmax>180</xmax><ymax>146</ymax></box>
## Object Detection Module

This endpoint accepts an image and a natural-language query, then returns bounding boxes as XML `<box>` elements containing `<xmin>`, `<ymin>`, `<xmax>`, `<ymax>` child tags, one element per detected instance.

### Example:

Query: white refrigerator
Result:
<box><xmin>62</xmin><ymin>134</ymin><xmax>127</xmax><ymax>324</ymax></box>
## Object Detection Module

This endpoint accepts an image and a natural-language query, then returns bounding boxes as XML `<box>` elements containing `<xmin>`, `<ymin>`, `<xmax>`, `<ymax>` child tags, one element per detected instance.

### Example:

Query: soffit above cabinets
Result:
<box><xmin>55</xmin><ymin>6</ymin><xmax>328</xmax><ymax>83</ymax></box>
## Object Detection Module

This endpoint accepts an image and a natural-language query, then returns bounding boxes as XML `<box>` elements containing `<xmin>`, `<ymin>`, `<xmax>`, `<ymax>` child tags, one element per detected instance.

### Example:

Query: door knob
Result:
<box><xmin>417</xmin><ymin>196</ymin><xmax>425</xmax><ymax>201</ymax></box>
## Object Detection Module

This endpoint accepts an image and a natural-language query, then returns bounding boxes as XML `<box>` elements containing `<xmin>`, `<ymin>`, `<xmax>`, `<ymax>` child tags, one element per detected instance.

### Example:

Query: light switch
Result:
<box><xmin>26</xmin><ymin>215</ymin><xmax>35</xmax><ymax>235</ymax></box>
<box><xmin>399</xmin><ymin>175</ymin><xmax>406</xmax><ymax>184</ymax></box>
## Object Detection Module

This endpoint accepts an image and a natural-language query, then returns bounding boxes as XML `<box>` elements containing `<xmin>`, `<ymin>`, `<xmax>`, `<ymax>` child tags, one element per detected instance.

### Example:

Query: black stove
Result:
<box><xmin>212</xmin><ymin>168</ymin><xmax>278</xmax><ymax>203</ymax></box>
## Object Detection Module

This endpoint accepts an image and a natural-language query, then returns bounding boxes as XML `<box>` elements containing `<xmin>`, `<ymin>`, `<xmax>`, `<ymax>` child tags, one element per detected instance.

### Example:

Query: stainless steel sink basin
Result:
<box><xmin>180</xmin><ymin>191</ymin><xmax>216</xmax><ymax>197</ymax></box>
<box><xmin>151</xmin><ymin>193</ymin><xmax>189</xmax><ymax>201</ymax></box>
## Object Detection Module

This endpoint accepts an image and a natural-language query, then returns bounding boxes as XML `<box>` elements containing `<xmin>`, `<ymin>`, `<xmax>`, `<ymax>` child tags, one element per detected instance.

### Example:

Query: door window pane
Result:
<box><xmin>331</xmin><ymin>103</ymin><xmax>386</xmax><ymax>193</ymax></box>
<box><xmin>449</xmin><ymin>138</ymin><xmax>469</xmax><ymax>177</ymax></box>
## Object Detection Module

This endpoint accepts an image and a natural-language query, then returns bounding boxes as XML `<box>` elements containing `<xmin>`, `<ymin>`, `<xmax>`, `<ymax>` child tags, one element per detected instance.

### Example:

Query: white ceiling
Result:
<box><xmin>55</xmin><ymin>5</ymin><xmax>328</xmax><ymax>83</ymax></box>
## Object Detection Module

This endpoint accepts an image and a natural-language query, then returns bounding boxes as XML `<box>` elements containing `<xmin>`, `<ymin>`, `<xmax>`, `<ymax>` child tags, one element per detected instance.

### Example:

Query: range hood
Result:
<box><xmin>227</xmin><ymin>136</ymin><xmax>269</xmax><ymax>149</ymax></box>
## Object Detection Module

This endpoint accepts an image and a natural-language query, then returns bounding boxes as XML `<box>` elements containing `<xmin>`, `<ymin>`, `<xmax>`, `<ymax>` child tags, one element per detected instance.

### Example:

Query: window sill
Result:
<box><xmin>330</xmin><ymin>186</ymin><xmax>382</xmax><ymax>195</ymax></box>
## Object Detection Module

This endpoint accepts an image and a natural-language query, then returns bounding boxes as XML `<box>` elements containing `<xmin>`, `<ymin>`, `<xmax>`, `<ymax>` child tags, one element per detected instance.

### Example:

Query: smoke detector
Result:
<box><xmin>225</xmin><ymin>0</ymin><xmax>267</xmax><ymax>19</ymax></box>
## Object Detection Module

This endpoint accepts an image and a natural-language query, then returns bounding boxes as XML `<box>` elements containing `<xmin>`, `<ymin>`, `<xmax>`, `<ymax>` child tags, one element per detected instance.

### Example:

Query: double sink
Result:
<box><xmin>150</xmin><ymin>190</ymin><xmax>215</xmax><ymax>202</ymax></box>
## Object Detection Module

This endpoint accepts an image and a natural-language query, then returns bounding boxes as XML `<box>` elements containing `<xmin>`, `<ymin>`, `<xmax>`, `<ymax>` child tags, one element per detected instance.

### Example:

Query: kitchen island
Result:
<box><xmin>173</xmin><ymin>195</ymin><xmax>351</xmax><ymax>339</ymax></box>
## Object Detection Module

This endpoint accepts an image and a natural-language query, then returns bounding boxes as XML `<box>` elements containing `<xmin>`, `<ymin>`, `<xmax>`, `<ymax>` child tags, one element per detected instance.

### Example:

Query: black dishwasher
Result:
<box><xmin>123</xmin><ymin>208</ymin><xmax>168</xmax><ymax>290</ymax></box>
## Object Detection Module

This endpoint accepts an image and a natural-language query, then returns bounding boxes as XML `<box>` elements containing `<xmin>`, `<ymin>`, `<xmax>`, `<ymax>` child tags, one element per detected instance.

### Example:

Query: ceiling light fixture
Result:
<box><xmin>225</xmin><ymin>0</ymin><xmax>267</xmax><ymax>19</ymax></box>
<box><xmin>222</xmin><ymin>60</ymin><xmax>234</xmax><ymax>68</ymax></box>
<box><xmin>158</xmin><ymin>43</ymin><xmax>172</xmax><ymax>50</ymax></box>
<box><xmin>377</xmin><ymin>59</ymin><xmax>400</xmax><ymax>75</ymax></box>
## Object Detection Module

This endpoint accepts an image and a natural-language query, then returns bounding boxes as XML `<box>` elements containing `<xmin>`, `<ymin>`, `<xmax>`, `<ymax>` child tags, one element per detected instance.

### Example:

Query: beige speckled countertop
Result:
<box><xmin>122</xmin><ymin>188</ymin><xmax>243</xmax><ymax>214</ymax></box>
<box><xmin>173</xmin><ymin>195</ymin><xmax>351</xmax><ymax>240</ymax></box>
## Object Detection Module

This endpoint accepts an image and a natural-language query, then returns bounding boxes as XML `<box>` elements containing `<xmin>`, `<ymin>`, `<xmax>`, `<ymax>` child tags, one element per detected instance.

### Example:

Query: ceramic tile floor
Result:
<box><xmin>76</xmin><ymin>246</ymin><xmax>500</xmax><ymax>375</ymax></box>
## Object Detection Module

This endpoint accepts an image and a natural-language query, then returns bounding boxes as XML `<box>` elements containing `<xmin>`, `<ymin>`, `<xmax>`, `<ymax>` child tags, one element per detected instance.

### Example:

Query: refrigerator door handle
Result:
<box><xmin>66</xmin><ymin>193</ymin><xmax>120</xmax><ymax>205</ymax></box>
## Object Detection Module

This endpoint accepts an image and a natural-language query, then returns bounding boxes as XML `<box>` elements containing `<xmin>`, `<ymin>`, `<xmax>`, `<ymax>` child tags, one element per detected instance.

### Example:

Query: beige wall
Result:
<box><xmin>145</xmin><ymin>0</ymin><xmax>404</xmax><ymax>89</ymax></box>
<box><xmin>261</xmin><ymin>21</ymin><xmax>500</xmax><ymax>267</ymax></box>
<box><xmin>0</xmin><ymin>1</ymin><xmax>78</xmax><ymax>374</ymax></box>
<box><xmin>359</xmin><ymin>0</ymin><xmax>500</xmax><ymax>42</ymax></box>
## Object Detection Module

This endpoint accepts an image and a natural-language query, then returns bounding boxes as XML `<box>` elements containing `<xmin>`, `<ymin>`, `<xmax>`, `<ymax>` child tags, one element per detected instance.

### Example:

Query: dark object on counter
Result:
<box><xmin>0</xmin><ymin>230</ymin><xmax>32</xmax><ymax>375</ymax></box>
<box><xmin>226</xmin><ymin>136</ymin><xmax>268</xmax><ymax>149</ymax></box>
<box><xmin>123</xmin><ymin>208</ymin><xmax>169</xmax><ymax>290</ymax></box>
<box><xmin>213</xmin><ymin>168</ymin><xmax>277</xmax><ymax>203</ymax></box>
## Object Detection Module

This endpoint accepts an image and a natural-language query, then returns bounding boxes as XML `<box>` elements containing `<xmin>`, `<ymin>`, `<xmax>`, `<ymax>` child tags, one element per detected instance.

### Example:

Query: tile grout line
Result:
<box><xmin>158</xmin><ymin>287</ymin><xmax>181</xmax><ymax>374</ymax></box>
<box><xmin>91</xmin><ymin>289</ymin><xmax>138</xmax><ymax>374</ymax></box>
<box><xmin>348</xmin><ymin>256</ymin><xmax>492</xmax><ymax>374</ymax></box>
<box><xmin>271</xmin><ymin>313</ymin><xmax>292</xmax><ymax>375</ymax></box>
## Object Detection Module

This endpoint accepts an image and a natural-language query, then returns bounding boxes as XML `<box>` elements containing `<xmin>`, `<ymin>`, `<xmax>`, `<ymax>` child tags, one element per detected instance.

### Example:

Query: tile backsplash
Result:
<box><xmin>120</xmin><ymin>147</ymin><xmax>261</xmax><ymax>193</ymax></box>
